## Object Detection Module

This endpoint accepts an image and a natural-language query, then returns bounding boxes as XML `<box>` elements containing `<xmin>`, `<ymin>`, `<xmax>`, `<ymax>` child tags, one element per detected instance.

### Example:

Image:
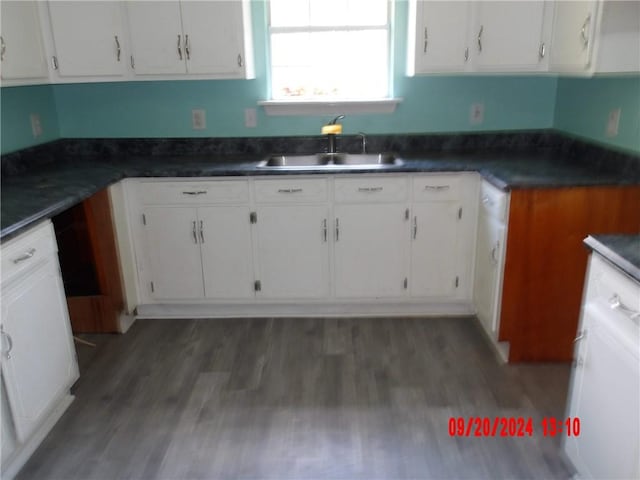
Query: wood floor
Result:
<box><xmin>18</xmin><ymin>317</ymin><xmax>574</xmax><ymax>480</ymax></box>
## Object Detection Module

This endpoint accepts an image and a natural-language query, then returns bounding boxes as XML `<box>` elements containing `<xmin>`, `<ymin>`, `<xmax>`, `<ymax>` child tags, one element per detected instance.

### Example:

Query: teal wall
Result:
<box><xmin>554</xmin><ymin>76</ymin><xmax>640</xmax><ymax>154</ymax></box>
<box><xmin>0</xmin><ymin>85</ymin><xmax>60</xmax><ymax>154</ymax></box>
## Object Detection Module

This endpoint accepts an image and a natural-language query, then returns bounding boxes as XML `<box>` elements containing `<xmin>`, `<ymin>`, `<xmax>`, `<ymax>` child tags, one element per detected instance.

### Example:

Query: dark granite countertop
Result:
<box><xmin>584</xmin><ymin>235</ymin><xmax>640</xmax><ymax>282</ymax></box>
<box><xmin>2</xmin><ymin>132</ymin><xmax>639</xmax><ymax>241</ymax></box>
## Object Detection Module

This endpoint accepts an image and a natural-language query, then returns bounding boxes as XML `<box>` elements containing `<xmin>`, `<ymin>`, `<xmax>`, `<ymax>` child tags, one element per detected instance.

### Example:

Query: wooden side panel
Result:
<box><xmin>65</xmin><ymin>189</ymin><xmax>124</xmax><ymax>333</ymax></box>
<box><xmin>499</xmin><ymin>186</ymin><xmax>640</xmax><ymax>362</ymax></box>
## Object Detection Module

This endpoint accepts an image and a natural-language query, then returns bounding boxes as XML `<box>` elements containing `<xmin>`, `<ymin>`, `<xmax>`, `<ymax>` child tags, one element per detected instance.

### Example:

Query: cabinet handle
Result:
<box><xmin>358</xmin><ymin>186</ymin><xmax>383</xmax><ymax>193</ymax></box>
<box><xmin>491</xmin><ymin>241</ymin><xmax>499</xmax><ymax>264</ymax></box>
<box><xmin>573</xmin><ymin>330</ymin><xmax>587</xmax><ymax>343</ymax></box>
<box><xmin>609</xmin><ymin>294</ymin><xmax>640</xmax><ymax>319</ymax></box>
<box><xmin>481</xmin><ymin>195</ymin><xmax>493</xmax><ymax>206</ymax></box>
<box><xmin>192</xmin><ymin>221</ymin><xmax>198</xmax><ymax>244</ymax></box>
<box><xmin>335</xmin><ymin>218</ymin><xmax>340</xmax><ymax>242</ymax></box>
<box><xmin>580</xmin><ymin>14</ymin><xmax>591</xmax><ymax>48</ymax></box>
<box><xmin>12</xmin><ymin>248</ymin><xmax>36</xmax><ymax>264</ymax></box>
<box><xmin>277</xmin><ymin>188</ymin><xmax>303</xmax><ymax>194</ymax></box>
<box><xmin>185</xmin><ymin>34</ymin><xmax>191</xmax><ymax>60</ymax></box>
<box><xmin>464</xmin><ymin>47</ymin><xmax>469</xmax><ymax>62</ymax></box>
<box><xmin>237</xmin><ymin>54</ymin><xmax>243</xmax><ymax>67</ymax></box>
<box><xmin>477</xmin><ymin>25</ymin><xmax>483</xmax><ymax>53</ymax></box>
<box><xmin>412</xmin><ymin>216</ymin><xmax>418</xmax><ymax>239</ymax></box>
<box><xmin>199</xmin><ymin>220</ymin><xmax>205</xmax><ymax>243</ymax></box>
<box><xmin>177</xmin><ymin>34</ymin><xmax>183</xmax><ymax>60</ymax></box>
<box><xmin>538</xmin><ymin>42</ymin><xmax>546</xmax><ymax>60</ymax></box>
<box><xmin>114</xmin><ymin>35</ymin><xmax>121</xmax><ymax>62</ymax></box>
<box><xmin>1</xmin><ymin>326</ymin><xmax>13</xmax><ymax>360</ymax></box>
<box><xmin>423</xmin><ymin>27</ymin><xmax>428</xmax><ymax>53</ymax></box>
<box><xmin>0</xmin><ymin>36</ymin><xmax>5</xmax><ymax>62</ymax></box>
<box><xmin>182</xmin><ymin>190</ymin><xmax>207</xmax><ymax>195</ymax></box>
<box><xmin>51</xmin><ymin>56</ymin><xmax>59</xmax><ymax>70</ymax></box>
<box><xmin>424</xmin><ymin>185</ymin><xmax>450</xmax><ymax>191</ymax></box>
<box><xmin>322</xmin><ymin>219</ymin><xmax>327</xmax><ymax>243</ymax></box>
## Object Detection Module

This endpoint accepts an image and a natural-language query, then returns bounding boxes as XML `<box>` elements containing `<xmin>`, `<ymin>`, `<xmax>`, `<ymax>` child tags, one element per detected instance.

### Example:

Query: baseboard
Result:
<box><xmin>135</xmin><ymin>301</ymin><xmax>475</xmax><ymax>319</ymax></box>
<box><xmin>118</xmin><ymin>312</ymin><xmax>136</xmax><ymax>333</ymax></box>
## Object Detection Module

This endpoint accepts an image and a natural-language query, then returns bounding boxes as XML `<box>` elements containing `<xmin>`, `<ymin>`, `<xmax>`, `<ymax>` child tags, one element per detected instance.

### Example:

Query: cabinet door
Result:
<box><xmin>473</xmin><ymin>213</ymin><xmax>505</xmax><ymax>334</ymax></box>
<box><xmin>565</xmin><ymin>304</ymin><xmax>640</xmax><ymax>479</ymax></box>
<box><xmin>0</xmin><ymin>1</ymin><xmax>48</xmax><ymax>81</ymax></box>
<box><xmin>549</xmin><ymin>1</ymin><xmax>596</xmax><ymax>71</ymax></box>
<box><xmin>126</xmin><ymin>1</ymin><xmax>186</xmax><ymax>75</ymax></box>
<box><xmin>141</xmin><ymin>207</ymin><xmax>204</xmax><ymax>299</ymax></box>
<box><xmin>48</xmin><ymin>1</ymin><xmax>127</xmax><ymax>77</ymax></box>
<box><xmin>255</xmin><ymin>205</ymin><xmax>330</xmax><ymax>299</ymax></box>
<box><xmin>1</xmin><ymin>260</ymin><xmax>78</xmax><ymax>442</ymax></box>
<box><xmin>414</xmin><ymin>1</ymin><xmax>471</xmax><ymax>73</ymax></box>
<box><xmin>410</xmin><ymin>202</ymin><xmax>461</xmax><ymax>298</ymax></box>
<box><xmin>198</xmin><ymin>206</ymin><xmax>255</xmax><ymax>299</ymax></box>
<box><xmin>334</xmin><ymin>204</ymin><xmax>409</xmax><ymax>298</ymax></box>
<box><xmin>474</xmin><ymin>1</ymin><xmax>546</xmax><ymax>70</ymax></box>
<box><xmin>180</xmin><ymin>1</ymin><xmax>246</xmax><ymax>75</ymax></box>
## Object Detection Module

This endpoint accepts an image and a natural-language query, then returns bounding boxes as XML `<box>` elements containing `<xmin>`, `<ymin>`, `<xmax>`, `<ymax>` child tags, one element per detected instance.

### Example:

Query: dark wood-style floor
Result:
<box><xmin>18</xmin><ymin>317</ymin><xmax>574</xmax><ymax>480</ymax></box>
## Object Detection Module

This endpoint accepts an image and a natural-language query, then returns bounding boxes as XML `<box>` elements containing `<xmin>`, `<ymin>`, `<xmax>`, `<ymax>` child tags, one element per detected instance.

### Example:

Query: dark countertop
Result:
<box><xmin>584</xmin><ymin>235</ymin><xmax>640</xmax><ymax>282</ymax></box>
<box><xmin>2</xmin><ymin>133</ymin><xmax>639</xmax><ymax>241</ymax></box>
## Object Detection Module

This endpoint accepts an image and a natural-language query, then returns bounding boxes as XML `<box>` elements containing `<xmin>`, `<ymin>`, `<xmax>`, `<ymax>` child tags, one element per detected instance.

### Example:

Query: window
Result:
<box><xmin>268</xmin><ymin>0</ymin><xmax>391</xmax><ymax>101</ymax></box>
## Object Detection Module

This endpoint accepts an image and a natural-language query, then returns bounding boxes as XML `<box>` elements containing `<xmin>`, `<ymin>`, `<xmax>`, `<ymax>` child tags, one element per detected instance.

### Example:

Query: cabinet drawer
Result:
<box><xmin>254</xmin><ymin>178</ymin><xmax>328</xmax><ymax>203</ymax></box>
<box><xmin>479</xmin><ymin>180</ymin><xmax>508</xmax><ymax>222</ymax></box>
<box><xmin>334</xmin><ymin>176</ymin><xmax>408</xmax><ymax>203</ymax></box>
<box><xmin>137</xmin><ymin>180</ymin><xmax>249</xmax><ymax>205</ymax></box>
<box><xmin>412</xmin><ymin>175</ymin><xmax>461</xmax><ymax>202</ymax></box>
<box><xmin>1</xmin><ymin>221</ymin><xmax>57</xmax><ymax>285</ymax></box>
<box><xmin>586</xmin><ymin>254</ymin><xmax>640</xmax><ymax>323</ymax></box>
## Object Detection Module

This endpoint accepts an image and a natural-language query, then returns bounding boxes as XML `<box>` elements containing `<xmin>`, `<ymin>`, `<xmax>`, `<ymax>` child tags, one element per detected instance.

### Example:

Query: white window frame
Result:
<box><xmin>259</xmin><ymin>0</ymin><xmax>402</xmax><ymax>116</ymax></box>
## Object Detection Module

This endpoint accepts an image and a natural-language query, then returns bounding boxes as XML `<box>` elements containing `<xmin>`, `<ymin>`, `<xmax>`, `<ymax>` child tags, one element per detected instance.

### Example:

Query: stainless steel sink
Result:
<box><xmin>258</xmin><ymin>153</ymin><xmax>402</xmax><ymax>169</ymax></box>
<box><xmin>332</xmin><ymin>153</ymin><xmax>399</xmax><ymax>165</ymax></box>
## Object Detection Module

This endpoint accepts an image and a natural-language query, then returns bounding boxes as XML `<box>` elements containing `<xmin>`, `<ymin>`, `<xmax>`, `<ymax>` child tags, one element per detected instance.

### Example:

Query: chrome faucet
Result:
<box><xmin>323</xmin><ymin>115</ymin><xmax>345</xmax><ymax>154</ymax></box>
<box><xmin>357</xmin><ymin>132</ymin><xmax>367</xmax><ymax>154</ymax></box>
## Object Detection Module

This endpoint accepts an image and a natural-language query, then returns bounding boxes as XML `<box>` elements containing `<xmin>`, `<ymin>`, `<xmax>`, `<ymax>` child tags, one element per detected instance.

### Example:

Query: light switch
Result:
<box><xmin>606</xmin><ymin>108</ymin><xmax>621</xmax><ymax>137</ymax></box>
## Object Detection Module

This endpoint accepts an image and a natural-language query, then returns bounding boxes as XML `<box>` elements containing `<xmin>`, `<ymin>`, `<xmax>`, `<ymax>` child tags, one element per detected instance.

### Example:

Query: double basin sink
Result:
<box><xmin>258</xmin><ymin>152</ymin><xmax>403</xmax><ymax>169</ymax></box>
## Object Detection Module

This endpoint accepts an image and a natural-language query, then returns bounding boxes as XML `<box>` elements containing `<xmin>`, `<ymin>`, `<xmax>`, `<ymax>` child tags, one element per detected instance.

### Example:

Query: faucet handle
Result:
<box><xmin>329</xmin><ymin>115</ymin><xmax>345</xmax><ymax>125</ymax></box>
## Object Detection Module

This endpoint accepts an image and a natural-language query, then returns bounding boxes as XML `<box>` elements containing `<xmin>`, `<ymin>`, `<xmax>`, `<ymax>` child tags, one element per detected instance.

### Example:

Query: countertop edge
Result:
<box><xmin>584</xmin><ymin>235</ymin><xmax>640</xmax><ymax>283</ymax></box>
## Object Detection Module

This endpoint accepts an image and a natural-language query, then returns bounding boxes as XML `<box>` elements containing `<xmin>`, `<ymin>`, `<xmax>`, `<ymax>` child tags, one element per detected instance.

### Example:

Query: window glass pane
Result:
<box><xmin>271</xmin><ymin>33</ymin><xmax>310</xmax><ymax>67</ymax></box>
<box><xmin>270</xmin><ymin>0</ymin><xmax>309</xmax><ymax>27</ymax></box>
<box><xmin>309</xmin><ymin>0</ymin><xmax>348</xmax><ymax>26</ymax></box>
<box><xmin>347</xmin><ymin>0</ymin><xmax>388</xmax><ymax>26</ymax></box>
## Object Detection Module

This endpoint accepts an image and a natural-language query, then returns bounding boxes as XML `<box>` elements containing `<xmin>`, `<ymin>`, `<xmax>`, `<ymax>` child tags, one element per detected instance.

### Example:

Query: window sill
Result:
<box><xmin>258</xmin><ymin>98</ymin><xmax>402</xmax><ymax>116</ymax></box>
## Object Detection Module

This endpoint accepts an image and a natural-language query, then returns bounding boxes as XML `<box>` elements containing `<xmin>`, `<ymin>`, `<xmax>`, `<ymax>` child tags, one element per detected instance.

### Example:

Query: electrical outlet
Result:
<box><xmin>192</xmin><ymin>109</ymin><xmax>206</xmax><ymax>130</ymax></box>
<box><xmin>606</xmin><ymin>108</ymin><xmax>621</xmax><ymax>137</ymax></box>
<box><xmin>245</xmin><ymin>108</ymin><xmax>257</xmax><ymax>128</ymax></box>
<box><xmin>470</xmin><ymin>103</ymin><xmax>484</xmax><ymax>125</ymax></box>
<box><xmin>30</xmin><ymin>113</ymin><xmax>43</xmax><ymax>138</ymax></box>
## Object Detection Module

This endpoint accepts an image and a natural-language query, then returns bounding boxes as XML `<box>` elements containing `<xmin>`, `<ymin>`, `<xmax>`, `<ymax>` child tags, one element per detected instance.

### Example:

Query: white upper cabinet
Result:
<box><xmin>473</xmin><ymin>1</ymin><xmax>547</xmax><ymax>71</ymax></box>
<box><xmin>180</xmin><ymin>1</ymin><xmax>252</xmax><ymax>76</ymax></box>
<box><xmin>126</xmin><ymin>0</ymin><xmax>254</xmax><ymax>78</ymax></box>
<box><xmin>47</xmin><ymin>1</ymin><xmax>128</xmax><ymax>78</ymax></box>
<box><xmin>407</xmin><ymin>1</ymin><xmax>471</xmax><ymax>74</ymax></box>
<box><xmin>126</xmin><ymin>1</ymin><xmax>185</xmax><ymax>75</ymax></box>
<box><xmin>0</xmin><ymin>1</ymin><xmax>48</xmax><ymax>83</ymax></box>
<box><xmin>549</xmin><ymin>1</ymin><xmax>597</xmax><ymax>71</ymax></box>
<box><xmin>550</xmin><ymin>0</ymin><xmax>640</xmax><ymax>74</ymax></box>
<box><xmin>408</xmin><ymin>0</ymin><xmax>549</xmax><ymax>74</ymax></box>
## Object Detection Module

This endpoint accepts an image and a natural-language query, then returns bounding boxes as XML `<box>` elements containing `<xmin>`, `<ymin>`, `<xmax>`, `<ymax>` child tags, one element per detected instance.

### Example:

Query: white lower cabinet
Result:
<box><xmin>1</xmin><ymin>220</ymin><xmax>79</xmax><ymax>479</ymax></box>
<box><xmin>199</xmin><ymin>206</ymin><xmax>255</xmax><ymax>300</ymax></box>
<box><xmin>255</xmin><ymin>205</ymin><xmax>330</xmax><ymax>299</ymax></box>
<box><xmin>564</xmin><ymin>253</ymin><xmax>640</xmax><ymax>480</ymax></box>
<box><xmin>140</xmin><ymin>204</ymin><xmax>254</xmax><ymax>301</ymax></box>
<box><xmin>334</xmin><ymin>203</ymin><xmax>410</xmax><ymax>298</ymax></box>
<box><xmin>473</xmin><ymin>179</ymin><xmax>509</xmax><ymax>360</ymax></box>
<box><xmin>126</xmin><ymin>174</ymin><xmax>480</xmax><ymax>314</ymax></box>
<box><xmin>142</xmin><ymin>206</ymin><xmax>204</xmax><ymax>299</ymax></box>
